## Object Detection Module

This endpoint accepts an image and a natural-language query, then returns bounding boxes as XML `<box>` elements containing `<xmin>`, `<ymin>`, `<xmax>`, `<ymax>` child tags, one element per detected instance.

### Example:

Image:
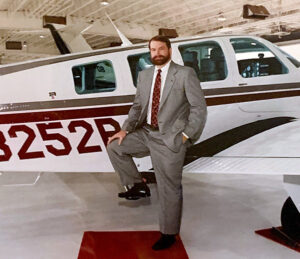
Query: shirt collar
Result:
<box><xmin>154</xmin><ymin>59</ymin><xmax>171</xmax><ymax>73</ymax></box>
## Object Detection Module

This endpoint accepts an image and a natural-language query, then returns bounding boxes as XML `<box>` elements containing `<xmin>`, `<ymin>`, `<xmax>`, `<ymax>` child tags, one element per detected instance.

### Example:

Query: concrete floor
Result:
<box><xmin>0</xmin><ymin>172</ymin><xmax>299</xmax><ymax>259</ymax></box>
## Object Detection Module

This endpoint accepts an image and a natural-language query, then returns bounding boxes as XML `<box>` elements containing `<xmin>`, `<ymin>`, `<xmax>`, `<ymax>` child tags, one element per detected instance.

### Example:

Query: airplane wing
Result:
<box><xmin>182</xmin><ymin>118</ymin><xmax>300</xmax><ymax>216</ymax></box>
<box><xmin>184</xmin><ymin>157</ymin><xmax>300</xmax><ymax>175</ymax></box>
<box><xmin>184</xmin><ymin>117</ymin><xmax>300</xmax><ymax>175</ymax></box>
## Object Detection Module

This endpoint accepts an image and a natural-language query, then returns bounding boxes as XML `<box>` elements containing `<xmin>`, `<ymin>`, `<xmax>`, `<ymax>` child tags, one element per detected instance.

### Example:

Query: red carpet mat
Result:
<box><xmin>78</xmin><ymin>231</ymin><xmax>189</xmax><ymax>259</ymax></box>
<box><xmin>255</xmin><ymin>227</ymin><xmax>300</xmax><ymax>253</ymax></box>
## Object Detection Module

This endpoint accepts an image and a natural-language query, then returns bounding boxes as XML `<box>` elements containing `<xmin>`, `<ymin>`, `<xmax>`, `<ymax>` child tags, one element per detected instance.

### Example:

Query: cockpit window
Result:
<box><xmin>178</xmin><ymin>41</ymin><xmax>228</xmax><ymax>82</ymax></box>
<box><xmin>230</xmin><ymin>38</ymin><xmax>289</xmax><ymax>78</ymax></box>
<box><xmin>127</xmin><ymin>52</ymin><xmax>152</xmax><ymax>87</ymax></box>
<box><xmin>72</xmin><ymin>60</ymin><xmax>116</xmax><ymax>94</ymax></box>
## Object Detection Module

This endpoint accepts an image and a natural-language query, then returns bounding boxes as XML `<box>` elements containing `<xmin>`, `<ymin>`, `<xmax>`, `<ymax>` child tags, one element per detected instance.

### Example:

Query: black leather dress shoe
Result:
<box><xmin>152</xmin><ymin>233</ymin><xmax>176</xmax><ymax>250</ymax></box>
<box><xmin>118</xmin><ymin>182</ymin><xmax>150</xmax><ymax>200</ymax></box>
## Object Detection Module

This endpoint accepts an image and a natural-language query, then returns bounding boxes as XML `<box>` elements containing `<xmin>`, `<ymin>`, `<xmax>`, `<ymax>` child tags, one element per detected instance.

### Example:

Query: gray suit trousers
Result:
<box><xmin>107</xmin><ymin>126</ymin><xmax>187</xmax><ymax>235</ymax></box>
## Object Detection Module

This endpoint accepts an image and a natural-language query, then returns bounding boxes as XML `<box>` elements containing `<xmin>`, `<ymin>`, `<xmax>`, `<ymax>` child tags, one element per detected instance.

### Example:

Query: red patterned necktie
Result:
<box><xmin>151</xmin><ymin>69</ymin><xmax>162</xmax><ymax>128</ymax></box>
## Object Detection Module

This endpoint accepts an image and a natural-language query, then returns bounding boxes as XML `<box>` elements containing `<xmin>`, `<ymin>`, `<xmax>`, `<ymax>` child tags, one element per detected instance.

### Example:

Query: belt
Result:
<box><xmin>143</xmin><ymin>123</ymin><xmax>159</xmax><ymax>131</ymax></box>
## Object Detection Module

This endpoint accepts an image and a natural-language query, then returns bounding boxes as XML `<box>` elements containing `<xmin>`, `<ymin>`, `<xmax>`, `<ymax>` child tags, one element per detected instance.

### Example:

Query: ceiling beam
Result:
<box><xmin>189</xmin><ymin>8</ymin><xmax>300</xmax><ymax>36</ymax></box>
<box><xmin>133</xmin><ymin>0</ymin><xmax>194</xmax><ymax>24</ymax></box>
<box><xmin>68</xmin><ymin>0</ymin><xmax>95</xmax><ymax>16</ymax></box>
<box><xmin>66</xmin><ymin>14</ymin><xmax>159</xmax><ymax>40</ymax></box>
<box><xmin>0</xmin><ymin>44</ymin><xmax>57</xmax><ymax>57</ymax></box>
<box><xmin>46</xmin><ymin>0</ymin><xmax>72</xmax><ymax>16</ymax></box>
<box><xmin>103</xmin><ymin>0</ymin><xmax>145</xmax><ymax>18</ymax></box>
<box><xmin>83</xmin><ymin>20</ymin><xmax>158</xmax><ymax>40</ymax></box>
<box><xmin>173</xmin><ymin>0</ymin><xmax>299</xmax><ymax>31</ymax></box>
<box><xmin>114</xmin><ymin>0</ymin><xmax>169</xmax><ymax>23</ymax></box>
<box><xmin>170</xmin><ymin>0</ymin><xmax>281</xmax><ymax>30</ymax></box>
<box><xmin>27</xmin><ymin>0</ymin><xmax>49</xmax><ymax>16</ymax></box>
<box><xmin>0</xmin><ymin>10</ymin><xmax>158</xmax><ymax>40</ymax></box>
<box><xmin>8</xmin><ymin>0</ymin><xmax>30</xmax><ymax>14</ymax></box>
<box><xmin>55</xmin><ymin>0</ymin><xmax>74</xmax><ymax>16</ymax></box>
<box><xmin>0</xmin><ymin>11</ymin><xmax>43</xmax><ymax>31</ymax></box>
<box><xmin>83</xmin><ymin>0</ymin><xmax>124</xmax><ymax>18</ymax></box>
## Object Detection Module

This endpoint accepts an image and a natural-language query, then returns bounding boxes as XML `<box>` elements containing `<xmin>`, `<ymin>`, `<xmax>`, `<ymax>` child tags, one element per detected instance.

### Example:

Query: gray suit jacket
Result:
<box><xmin>122</xmin><ymin>61</ymin><xmax>207</xmax><ymax>152</ymax></box>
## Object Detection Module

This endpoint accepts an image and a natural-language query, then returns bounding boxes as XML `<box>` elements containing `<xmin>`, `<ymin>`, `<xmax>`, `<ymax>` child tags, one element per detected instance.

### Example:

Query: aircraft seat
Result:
<box><xmin>199</xmin><ymin>58</ymin><xmax>219</xmax><ymax>81</ymax></box>
<box><xmin>182</xmin><ymin>51</ymin><xmax>201</xmax><ymax>79</ymax></box>
<box><xmin>210</xmin><ymin>47</ymin><xmax>226</xmax><ymax>80</ymax></box>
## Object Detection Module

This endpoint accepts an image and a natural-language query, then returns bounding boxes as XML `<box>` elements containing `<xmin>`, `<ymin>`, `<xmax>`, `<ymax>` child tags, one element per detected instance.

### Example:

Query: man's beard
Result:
<box><xmin>151</xmin><ymin>53</ymin><xmax>171</xmax><ymax>65</ymax></box>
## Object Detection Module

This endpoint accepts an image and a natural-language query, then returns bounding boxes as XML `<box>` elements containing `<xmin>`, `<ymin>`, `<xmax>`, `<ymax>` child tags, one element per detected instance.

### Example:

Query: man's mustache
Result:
<box><xmin>153</xmin><ymin>55</ymin><xmax>165</xmax><ymax>59</ymax></box>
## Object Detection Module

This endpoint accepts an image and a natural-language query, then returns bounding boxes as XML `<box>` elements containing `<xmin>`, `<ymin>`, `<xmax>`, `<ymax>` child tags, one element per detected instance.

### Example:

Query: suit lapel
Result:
<box><xmin>141</xmin><ymin>66</ymin><xmax>154</xmax><ymax>109</ymax></box>
<box><xmin>159</xmin><ymin>61</ymin><xmax>177</xmax><ymax>109</ymax></box>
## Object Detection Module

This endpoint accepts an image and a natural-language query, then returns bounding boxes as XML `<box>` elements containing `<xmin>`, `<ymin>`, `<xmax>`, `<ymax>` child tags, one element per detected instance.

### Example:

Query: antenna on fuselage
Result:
<box><xmin>105</xmin><ymin>12</ymin><xmax>133</xmax><ymax>47</ymax></box>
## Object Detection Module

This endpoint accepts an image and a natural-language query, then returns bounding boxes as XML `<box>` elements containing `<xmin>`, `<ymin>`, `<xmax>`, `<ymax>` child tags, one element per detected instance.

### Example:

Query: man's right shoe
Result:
<box><xmin>118</xmin><ymin>182</ymin><xmax>150</xmax><ymax>200</ymax></box>
<box><xmin>152</xmin><ymin>233</ymin><xmax>176</xmax><ymax>250</ymax></box>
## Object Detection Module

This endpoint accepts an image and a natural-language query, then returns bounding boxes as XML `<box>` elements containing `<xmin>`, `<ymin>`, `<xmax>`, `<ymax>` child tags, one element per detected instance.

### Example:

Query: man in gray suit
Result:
<box><xmin>107</xmin><ymin>35</ymin><xmax>207</xmax><ymax>250</ymax></box>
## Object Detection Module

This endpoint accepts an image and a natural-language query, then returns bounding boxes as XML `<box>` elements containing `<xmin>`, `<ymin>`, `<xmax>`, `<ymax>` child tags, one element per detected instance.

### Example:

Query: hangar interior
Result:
<box><xmin>0</xmin><ymin>0</ymin><xmax>300</xmax><ymax>258</ymax></box>
<box><xmin>1</xmin><ymin>0</ymin><xmax>300</xmax><ymax>63</ymax></box>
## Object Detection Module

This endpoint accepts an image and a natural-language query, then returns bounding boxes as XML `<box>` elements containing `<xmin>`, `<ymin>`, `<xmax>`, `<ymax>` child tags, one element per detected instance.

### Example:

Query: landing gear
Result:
<box><xmin>281</xmin><ymin>197</ymin><xmax>300</xmax><ymax>240</ymax></box>
<box><xmin>271</xmin><ymin>197</ymin><xmax>300</xmax><ymax>248</ymax></box>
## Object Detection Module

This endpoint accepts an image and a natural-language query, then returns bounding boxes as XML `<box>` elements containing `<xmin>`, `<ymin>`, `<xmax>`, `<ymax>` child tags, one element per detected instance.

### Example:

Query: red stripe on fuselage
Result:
<box><xmin>1</xmin><ymin>89</ymin><xmax>300</xmax><ymax>124</ymax></box>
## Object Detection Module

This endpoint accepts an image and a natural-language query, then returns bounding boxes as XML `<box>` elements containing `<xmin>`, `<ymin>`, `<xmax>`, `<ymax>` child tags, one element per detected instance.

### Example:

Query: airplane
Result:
<box><xmin>0</xmin><ymin>31</ymin><xmax>299</xmax><ymax>244</ymax></box>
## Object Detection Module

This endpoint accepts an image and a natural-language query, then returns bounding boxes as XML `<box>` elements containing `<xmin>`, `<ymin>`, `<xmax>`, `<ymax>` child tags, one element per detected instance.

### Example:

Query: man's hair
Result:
<box><xmin>148</xmin><ymin>35</ymin><xmax>171</xmax><ymax>49</ymax></box>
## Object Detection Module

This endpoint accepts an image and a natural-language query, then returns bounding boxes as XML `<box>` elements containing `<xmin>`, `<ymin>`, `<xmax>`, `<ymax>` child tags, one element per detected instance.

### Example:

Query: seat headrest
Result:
<box><xmin>210</xmin><ymin>48</ymin><xmax>224</xmax><ymax>61</ymax></box>
<box><xmin>183</xmin><ymin>51</ymin><xmax>198</xmax><ymax>62</ymax></box>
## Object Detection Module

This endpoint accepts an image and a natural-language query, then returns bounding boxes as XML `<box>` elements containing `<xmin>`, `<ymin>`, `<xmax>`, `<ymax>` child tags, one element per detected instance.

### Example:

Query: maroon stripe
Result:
<box><xmin>0</xmin><ymin>105</ymin><xmax>131</xmax><ymax>124</ymax></box>
<box><xmin>0</xmin><ymin>89</ymin><xmax>299</xmax><ymax>124</ymax></box>
<box><xmin>206</xmin><ymin>89</ymin><xmax>300</xmax><ymax>106</ymax></box>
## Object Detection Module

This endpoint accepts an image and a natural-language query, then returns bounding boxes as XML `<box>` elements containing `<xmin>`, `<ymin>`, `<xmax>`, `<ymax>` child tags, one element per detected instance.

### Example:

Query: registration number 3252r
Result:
<box><xmin>0</xmin><ymin>118</ymin><xmax>120</xmax><ymax>161</ymax></box>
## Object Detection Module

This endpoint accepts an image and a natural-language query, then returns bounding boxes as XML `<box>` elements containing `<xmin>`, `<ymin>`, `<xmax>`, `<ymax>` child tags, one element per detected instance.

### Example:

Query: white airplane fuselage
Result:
<box><xmin>1</xmin><ymin>35</ymin><xmax>300</xmax><ymax>213</ymax></box>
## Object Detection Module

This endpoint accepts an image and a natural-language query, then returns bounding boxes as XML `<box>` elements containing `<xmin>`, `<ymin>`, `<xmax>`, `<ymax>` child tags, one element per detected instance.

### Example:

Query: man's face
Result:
<box><xmin>149</xmin><ymin>40</ymin><xmax>172</xmax><ymax>66</ymax></box>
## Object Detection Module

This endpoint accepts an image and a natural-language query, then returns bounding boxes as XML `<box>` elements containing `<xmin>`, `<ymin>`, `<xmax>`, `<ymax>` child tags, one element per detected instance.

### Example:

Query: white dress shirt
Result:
<box><xmin>147</xmin><ymin>60</ymin><xmax>171</xmax><ymax>124</ymax></box>
<box><xmin>146</xmin><ymin>60</ymin><xmax>189</xmax><ymax>139</ymax></box>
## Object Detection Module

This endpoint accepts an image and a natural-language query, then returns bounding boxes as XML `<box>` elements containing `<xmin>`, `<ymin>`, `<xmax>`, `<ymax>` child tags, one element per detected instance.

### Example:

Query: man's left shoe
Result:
<box><xmin>152</xmin><ymin>233</ymin><xmax>176</xmax><ymax>250</ymax></box>
<box><xmin>118</xmin><ymin>182</ymin><xmax>150</xmax><ymax>200</ymax></box>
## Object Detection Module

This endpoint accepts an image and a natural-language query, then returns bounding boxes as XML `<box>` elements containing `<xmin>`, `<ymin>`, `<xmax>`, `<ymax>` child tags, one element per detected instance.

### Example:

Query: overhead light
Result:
<box><xmin>40</xmin><ymin>35</ymin><xmax>45</xmax><ymax>38</ymax></box>
<box><xmin>218</xmin><ymin>16</ymin><xmax>226</xmax><ymax>21</ymax></box>
<box><xmin>217</xmin><ymin>13</ymin><xmax>226</xmax><ymax>21</ymax></box>
<box><xmin>100</xmin><ymin>1</ymin><xmax>109</xmax><ymax>5</ymax></box>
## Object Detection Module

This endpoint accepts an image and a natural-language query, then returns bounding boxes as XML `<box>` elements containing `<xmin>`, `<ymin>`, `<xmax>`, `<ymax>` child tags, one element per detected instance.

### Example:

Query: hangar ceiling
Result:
<box><xmin>0</xmin><ymin>0</ymin><xmax>300</xmax><ymax>64</ymax></box>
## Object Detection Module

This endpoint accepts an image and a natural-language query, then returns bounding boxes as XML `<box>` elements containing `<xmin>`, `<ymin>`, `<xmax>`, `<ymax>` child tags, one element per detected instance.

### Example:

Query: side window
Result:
<box><xmin>72</xmin><ymin>60</ymin><xmax>116</xmax><ymax>94</ymax></box>
<box><xmin>230</xmin><ymin>38</ymin><xmax>289</xmax><ymax>78</ymax></box>
<box><xmin>128</xmin><ymin>52</ymin><xmax>152</xmax><ymax>87</ymax></box>
<box><xmin>178</xmin><ymin>41</ymin><xmax>228</xmax><ymax>82</ymax></box>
